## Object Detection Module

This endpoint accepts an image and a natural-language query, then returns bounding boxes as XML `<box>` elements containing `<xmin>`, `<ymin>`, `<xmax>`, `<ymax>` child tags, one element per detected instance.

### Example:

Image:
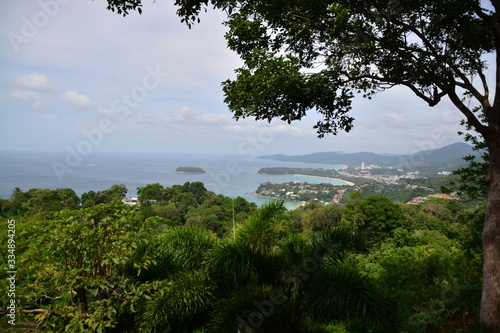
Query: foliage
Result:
<box><xmin>7</xmin><ymin>187</ymin><xmax>80</xmax><ymax>216</ymax></box>
<box><xmin>135</xmin><ymin>202</ymin><xmax>401</xmax><ymax>332</ymax></box>
<box><xmin>452</xmin><ymin>122</ymin><xmax>489</xmax><ymax>200</ymax></box>
<box><xmin>359</xmin><ymin>227</ymin><xmax>482</xmax><ymax>332</ymax></box>
<box><xmin>8</xmin><ymin>201</ymin><xmax>159</xmax><ymax>331</ymax></box>
<box><xmin>137</xmin><ymin>183</ymin><xmax>172</xmax><ymax>205</ymax></box>
<box><xmin>105</xmin><ymin>0</ymin><xmax>142</xmax><ymax>16</ymax></box>
<box><xmin>79</xmin><ymin>185</ymin><xmax>128</xmax><ymax>208</ymax></box>
<box><xmin>0</xmin><ymin>182</ymin><xmax>484</xmax><ymax>331</ymax></box>
<box><xmin>342</xmin><ymin>193</ymin><xmax>405</xmax><ymax>244</ymax></box>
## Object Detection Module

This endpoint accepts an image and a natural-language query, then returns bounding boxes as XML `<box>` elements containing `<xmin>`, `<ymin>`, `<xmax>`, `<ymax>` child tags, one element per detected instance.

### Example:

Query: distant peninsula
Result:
<box><xmin>258</xmin><ymin>167</ymin><xmax>355</xmax><ymax>186</ymax></box>
<box><xmin>258</xmin><ymin>142</ymin><xmax>476</xmax><ymax>168</ymax></box>
<box><xmin>174</xmin><ymin>166</ymin><xmax>206</xmax><ymax>174</ymax></box>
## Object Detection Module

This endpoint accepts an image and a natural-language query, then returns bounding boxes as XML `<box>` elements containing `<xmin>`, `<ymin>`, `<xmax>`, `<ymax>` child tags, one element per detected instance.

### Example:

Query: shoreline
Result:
<box><xmin>251</xmin><ymin>192</ymin><xmax>305</xmax><ymax>207</ymax></box>
<box><xmin>258</xmin><ymin>172</ymin><xmax>355</xmax><ymax>186</ymax></box>
<box><xmin>252</xmin><ymin>173</ymin><xmax>355</xmax><ymax>206</ymax></box>
<box><xmin>292</xmin><ymin>174</ymin><xmax>355</xmax><ymax>186</ymax></box>
<box><xmin>172</xmin><ymin>171</ymin><xmax>206</xmax><ymax>174</ymax></box>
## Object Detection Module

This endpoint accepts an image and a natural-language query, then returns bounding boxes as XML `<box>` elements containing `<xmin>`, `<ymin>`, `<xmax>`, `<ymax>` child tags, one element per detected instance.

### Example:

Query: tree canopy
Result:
<box><xmin>159</xmin><ymin>0</ymin><xmax>495</xmax><ymax>139</ymax></box>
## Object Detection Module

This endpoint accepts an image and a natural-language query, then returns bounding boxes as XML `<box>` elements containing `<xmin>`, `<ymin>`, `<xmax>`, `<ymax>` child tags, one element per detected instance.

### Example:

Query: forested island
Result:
<box><xmin>174</xmin><ymin>166</ymin><xmax>206</xmax><ymax>174</ymax></box>
<box><xmin>0</xmin><ymin>180</ymin><xmax>485</xmax><ymax>332</ymax></box>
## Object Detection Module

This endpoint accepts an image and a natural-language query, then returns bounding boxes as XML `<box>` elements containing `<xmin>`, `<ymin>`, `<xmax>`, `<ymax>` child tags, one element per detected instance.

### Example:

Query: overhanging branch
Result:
<box><xmin>448</xmin><ymin>87</ymin><xmax>489</xmax><ymax>137</ymax></box>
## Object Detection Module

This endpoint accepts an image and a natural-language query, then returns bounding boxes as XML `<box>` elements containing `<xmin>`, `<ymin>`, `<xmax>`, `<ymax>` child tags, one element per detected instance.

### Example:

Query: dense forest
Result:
<box><xmin>0</xmin><ymin>181</ymin><xmax>484</xmax><ymax>332</ymax></box>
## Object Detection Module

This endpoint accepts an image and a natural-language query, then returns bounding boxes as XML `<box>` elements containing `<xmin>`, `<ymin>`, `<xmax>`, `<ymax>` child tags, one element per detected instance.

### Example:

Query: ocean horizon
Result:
<box><xmin>0</xmin><ymin>151</ymin><xmax>347</xmax><ymax>208</ymax></box>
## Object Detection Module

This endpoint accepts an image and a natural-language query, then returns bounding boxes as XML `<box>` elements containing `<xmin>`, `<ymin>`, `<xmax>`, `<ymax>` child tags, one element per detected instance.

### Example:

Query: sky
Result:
<box><xmin>0</xmin><ymin>0</ymin><xmax>489</xmax><ymax>157</ymax></box>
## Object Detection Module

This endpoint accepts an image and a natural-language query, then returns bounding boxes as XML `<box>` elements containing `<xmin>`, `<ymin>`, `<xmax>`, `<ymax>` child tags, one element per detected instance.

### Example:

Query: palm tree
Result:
<box><xmin>136</xmin><ymin>226</ymin><xmax>218</xmax><ymax>333</ymax></box>
<box><xmin>137</xmin><ymin>201</ymin><xmax>401</xmax><ymax>332</ymax></box>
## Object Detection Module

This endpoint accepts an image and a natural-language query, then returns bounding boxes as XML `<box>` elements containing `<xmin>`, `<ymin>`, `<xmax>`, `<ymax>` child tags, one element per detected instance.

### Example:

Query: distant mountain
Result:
<box><xmin>259</xmin><ymin>142</ymin><xmax>479</xmax><ymax>168</ymax></box>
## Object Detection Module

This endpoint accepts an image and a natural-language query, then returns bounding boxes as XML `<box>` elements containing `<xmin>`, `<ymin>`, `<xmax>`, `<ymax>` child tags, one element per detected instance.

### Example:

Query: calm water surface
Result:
<box><xmin>0</xmin><ymin>151</ymin><xmax>346</xmax><ymax>209</ymax></box>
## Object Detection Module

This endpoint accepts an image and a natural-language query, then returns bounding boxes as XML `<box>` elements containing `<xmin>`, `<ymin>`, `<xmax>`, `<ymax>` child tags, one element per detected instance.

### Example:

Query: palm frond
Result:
<box><xmin>155</xmin><ymin>226</ymin><xmax>218</xmax><ymax>270</ymax></box>
<box><xmin>138</xmin><ymin>270</ymin><xmax>215</xmax><ymax>333</ymax></box>
<box><xmin>204</xmin><ymin>242</ymin><xmax>280</xmax><ymax>291</ymax></box>
<box><xmin>236</xmin><ymin>200</ymin><xmax>286</xmax><ymax>254</ymax></box>
<box><xmin>307</xmin><ymin>227</ymin><xmax>367</xmax><ymax>264</ymax></box>
<box><xmin>303</xmin><ymin>263</ymin><xmax>401</xmax><ymax>332</ymax></box>
<box><xmin>278</xmin><ymin>232</ymin><xmax>310</xmax><ymax>266</ymax></box>
<box><xmin>207</xmin><ymin>284</ymin><xmax>290</xmax><ymax>333</ymax></box>
<box><xmin>255</xmin><ymin>200</ymin><xmax>287</xmax><ymax>221</ymax></box>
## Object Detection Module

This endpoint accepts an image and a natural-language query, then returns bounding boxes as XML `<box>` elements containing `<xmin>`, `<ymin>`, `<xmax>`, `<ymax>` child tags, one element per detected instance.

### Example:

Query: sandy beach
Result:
<box><xmin>293</xmin><ymin>174</ymin><xmax>355</xmax><ymax>186</ymax></box>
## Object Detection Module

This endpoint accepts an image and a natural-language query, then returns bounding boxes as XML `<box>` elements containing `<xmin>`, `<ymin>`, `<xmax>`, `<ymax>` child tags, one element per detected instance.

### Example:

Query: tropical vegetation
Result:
<box><xmin>0</xmin><ymin>180</ymin><xmax>484</xmax><ymax>332</ymax></box>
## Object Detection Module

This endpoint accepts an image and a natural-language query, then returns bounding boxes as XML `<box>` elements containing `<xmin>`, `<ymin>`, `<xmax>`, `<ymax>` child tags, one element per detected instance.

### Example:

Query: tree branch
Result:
<box><xmin>341</xmin><ymin>70</ymin><xmax>446</xmax><ymax>107</ymax></box>
<box><xmin>470</xmin><ymin>0</ymin><xmax>500</xmax><ymax>43</ymax></box>
<box><xmin>372</xmin><ymin>6</ymin><xmax>492</xmax><ymax>113</ymax></box>
<box><xmin>448</xmin><ymin>87</ymin><xmax>489</xmax><ymax>137</ymax></box>
<box><xmin>479</xmin><ymin>71</ymin><xmax>490</xmax><ymax>103</ymax></box>
<box><xmin>21</xmin><ymin>308</ymin><xmax>65</xmax><ymax>317</ymax></box>
<box><xmin>22</xmin><ymin>309</ymin><xmax>48</xmax><ymax>314</ymax></box>
<box><xmin>454</xmin><ymin>75</ymin><xmax>490</xmax><ymax>108</ymax></box>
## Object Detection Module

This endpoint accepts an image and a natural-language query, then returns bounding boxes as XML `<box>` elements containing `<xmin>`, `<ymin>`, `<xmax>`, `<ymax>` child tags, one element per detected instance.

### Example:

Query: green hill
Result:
<box><xmin>259</xmin><ymin>142</ymin><xmax>478</xmax><ymax>169</ymax></box>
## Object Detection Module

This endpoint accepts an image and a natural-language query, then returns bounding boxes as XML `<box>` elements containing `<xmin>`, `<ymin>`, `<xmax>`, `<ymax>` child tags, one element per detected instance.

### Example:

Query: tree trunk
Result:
<box><xmin>481</xmin><ymin>137</ymin><xmax>500</xmax><ymax>332</ymax></box>
<box><xmin>76</xmin><ymin>287</ymin><xmax>88</xmax><ymax>314</ymax></box>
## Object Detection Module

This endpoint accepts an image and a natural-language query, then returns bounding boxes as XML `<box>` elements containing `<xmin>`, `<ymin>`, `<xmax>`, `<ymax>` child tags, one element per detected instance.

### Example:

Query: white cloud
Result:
<box><xmin>170</xmin><ymin>107</ymin><xmax>198</xmax><ymax>123</ymax></box>
<box><xmin>59</xmin><ymin>91</ymin><xmax>94</xmax><ymax>109</ymax></box>
<box><xmin>8</xmin><ymin>90</ymin><xmax>43</xmax><ymax>109</ymax></box>
<box><xmin>98</xmin><ymin>108</ymin><xmax>120</xmax><ymax>119</ymax></box>
<box><xmin>135</xmin><ymin>111</ymin><xmax>161</xmax><ymax>125</ymax></box>
<box><xmin>163</xmin><ymin>107</ymin><xmax>306</xmax><ymax>140</ymax></box>
<box><xmin>385</xmin><ymin>112</ymin><xmax>411</xmax><ymax>128</ymax></box>
<box><xmin>10</xmin><ymin>73</ymin><xmax>55</xmax><ymax>92</ymax></box>
<box><xmin>225</xmin><ymin>125</ymin><xmax>245</xmax><ymax>133</ymax></box>
<box><xmin>168</xmin><ymin>107</ymin><xmax>233</xmax><ymax>127</ymax></box>
<box><xmin>199</xmin><ymin>113</ymin><xmax>231</xmax><ymax>124</ymax></box>
<box><xmin>270</xmin><ymin>124</ymin><xmax>305</xmax><ymax>137</ymax></box>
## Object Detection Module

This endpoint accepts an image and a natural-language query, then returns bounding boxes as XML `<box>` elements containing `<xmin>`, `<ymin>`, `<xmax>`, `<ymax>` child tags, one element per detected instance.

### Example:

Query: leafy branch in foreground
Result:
<box><xmin>19</xmin><ymin>201</ymin><xmax>159</xmax><ymax>331</ymax></box>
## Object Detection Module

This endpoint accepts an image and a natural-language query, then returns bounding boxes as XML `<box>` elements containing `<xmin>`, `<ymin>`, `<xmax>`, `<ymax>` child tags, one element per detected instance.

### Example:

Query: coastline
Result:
<box><xmin>292</xmin><ymin>174</ymin><xmax>355</xmax><ymax>186</ymax></box>
<box><xmin>172</xmin><ymin>171</ymin><xmax>206</xmax><ymax>174</ymax></box>
<box><xmin>251</xmin><ymin>192</ymin><xmax>305</xmax><ymax>208</ymax></box>
<box><xmin>252</xmin><ymin>173</ymin><xmax>355</xmax><ymax>207</ymax></box>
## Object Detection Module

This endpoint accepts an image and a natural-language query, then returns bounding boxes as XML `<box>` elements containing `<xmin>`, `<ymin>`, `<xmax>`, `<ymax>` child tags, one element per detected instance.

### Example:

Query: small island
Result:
<box><xmin>174</xmin><ymin>166</ymin><xmax>206</xmax><ymax>174</ymax></box>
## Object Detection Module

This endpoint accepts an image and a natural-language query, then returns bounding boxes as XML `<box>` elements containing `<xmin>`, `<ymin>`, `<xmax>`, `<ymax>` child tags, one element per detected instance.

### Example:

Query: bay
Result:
<box><xmin>0</xmin><ymin>151</ymin><xmax>347</xmax><ymax>209</ymax></box>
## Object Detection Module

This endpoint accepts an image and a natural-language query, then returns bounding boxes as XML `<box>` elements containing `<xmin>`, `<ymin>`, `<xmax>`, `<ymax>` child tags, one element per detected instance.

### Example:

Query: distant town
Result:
<box><xmin>255</xmin><ymin>164</ymin><xmax>462</xmax><ymax>206</ymax></box>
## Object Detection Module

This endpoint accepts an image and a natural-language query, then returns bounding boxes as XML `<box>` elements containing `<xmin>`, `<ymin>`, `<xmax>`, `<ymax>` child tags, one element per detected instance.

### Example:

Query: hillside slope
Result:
<box><xmin>259</xmin><ymin>142</ymin><xmax>478</xmax><ymax>168</ymax></box>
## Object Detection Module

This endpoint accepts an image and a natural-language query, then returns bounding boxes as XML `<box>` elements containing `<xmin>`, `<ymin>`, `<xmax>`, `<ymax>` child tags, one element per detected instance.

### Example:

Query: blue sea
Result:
<box><xmin>0</xmin><ymin>151</ymin><xmax>346</xmax><ymax>209</ymax></box>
